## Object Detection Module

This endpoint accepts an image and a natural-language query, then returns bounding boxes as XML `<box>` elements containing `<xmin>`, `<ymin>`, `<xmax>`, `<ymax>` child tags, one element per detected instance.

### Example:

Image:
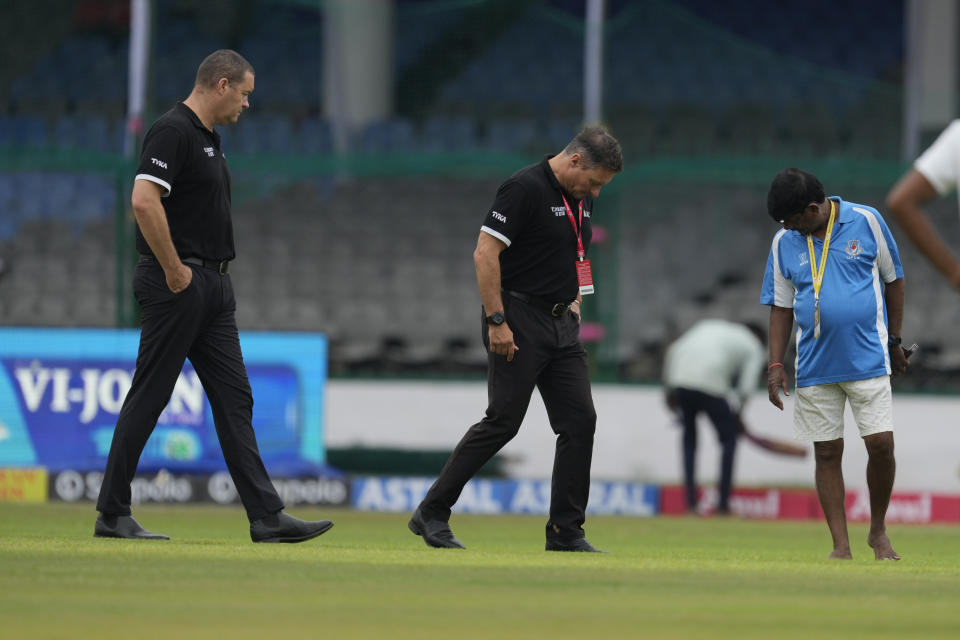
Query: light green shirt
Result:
<box><xmin>663</xmin><ymin>319</ymin><xmax>766</xmax><ymax>405</ymax></box>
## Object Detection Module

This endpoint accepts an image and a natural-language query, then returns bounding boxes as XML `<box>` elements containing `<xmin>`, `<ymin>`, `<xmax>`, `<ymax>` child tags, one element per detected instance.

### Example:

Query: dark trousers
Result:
<box><xmin>419</xmin><ymin>295</ymin><xmax>597</xmax><ymax>541</ymax></box>
<box><xmin>674</xmin><ymin>388</ymin><xmax>738</xmax><ymax>512</ymax></box>
<box><xmin>96</xmin><ymin>261</ymin><xmax>284</xmax><ymax>522</ymax></box>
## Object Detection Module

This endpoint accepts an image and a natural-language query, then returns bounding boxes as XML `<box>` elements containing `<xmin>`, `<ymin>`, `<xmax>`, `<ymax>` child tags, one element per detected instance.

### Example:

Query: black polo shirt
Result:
<box><xmin>134</xmin><ymin>102</ymin><xmax>235</xmax><ymax>261</ymax></box>
<box><xmin>480</xmin><ymin>155</ymin><xmax>593</xmax><ymax>302</ymax></box>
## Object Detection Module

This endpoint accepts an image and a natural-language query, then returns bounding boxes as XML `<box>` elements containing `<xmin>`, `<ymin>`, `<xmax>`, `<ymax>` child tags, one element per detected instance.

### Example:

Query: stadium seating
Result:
<box><xmin>4</xmin><ymin>166</ymin><xmax>960</xmax><ymax>382</ymax></box>
<box><xmin>0</xmin><ymin>0</ymin><xmax>929</xmax><ymax>380</ymax></box>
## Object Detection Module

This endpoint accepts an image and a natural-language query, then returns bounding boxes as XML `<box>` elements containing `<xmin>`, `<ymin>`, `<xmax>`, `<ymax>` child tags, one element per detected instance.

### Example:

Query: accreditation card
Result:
<box><xmin>576</xmin><ymin>259</ymin><xmax>594</xmax><ymax>295</ymax></box>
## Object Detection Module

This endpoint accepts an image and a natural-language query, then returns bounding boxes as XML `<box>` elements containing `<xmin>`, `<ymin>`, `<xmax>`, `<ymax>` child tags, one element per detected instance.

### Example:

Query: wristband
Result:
<box><xmin>768</xmin><ymin>362</ymin><xmax>784</xmax><ymax>371</ymax></box>
<box><xmin>888</xmin><ymin>335</ymin><xmax>901</xmax><ymax>348</ymax></box>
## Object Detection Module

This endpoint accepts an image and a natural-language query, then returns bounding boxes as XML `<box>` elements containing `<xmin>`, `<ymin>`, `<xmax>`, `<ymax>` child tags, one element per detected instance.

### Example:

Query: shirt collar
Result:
<box><xmin>541</xmin><ymin>154</ymin><xmax>579</xmax><ymax>204</ymax></box>
<box><xmin>541</xmin><ymin>155</ymin><xmax>561</xmax><ymax>189</ymax></box>
<box><xmin>176</xmin><ymin>102</ymin><xmax>206</xmax><ymax>129</ymax></box>
<box><xmin>176</xmin><ymin>102</ymin><xmax>221</xmax><ymax>145</ymax></box>
<box><xmin>828</xmin><ymin>196</ymin><xmax>857</xmax><ymax>225</ymax></box>
<box><xmin>784</xmin><ymin>197</ymin><xmax>853</xmax><ymax>238</ymax></box>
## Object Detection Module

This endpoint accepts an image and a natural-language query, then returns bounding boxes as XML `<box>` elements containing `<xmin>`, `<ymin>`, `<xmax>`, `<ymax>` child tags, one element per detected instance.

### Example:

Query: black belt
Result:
<box><xmin>503</xmin><ymin>289</ymin><xmax>573</xmax><ymax>317</ymax></box>
<box><xmin>138</xmin><ymin>254</ymin><xmax>230</xmax><ymax>274</ymax></box>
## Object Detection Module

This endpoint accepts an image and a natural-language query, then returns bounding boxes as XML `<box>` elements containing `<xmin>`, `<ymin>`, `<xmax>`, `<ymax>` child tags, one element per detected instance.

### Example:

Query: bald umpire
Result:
<box><xmin>95</xmin><ymin>50</ymin><xmax>333</xmax><ymax>543</ymax></box>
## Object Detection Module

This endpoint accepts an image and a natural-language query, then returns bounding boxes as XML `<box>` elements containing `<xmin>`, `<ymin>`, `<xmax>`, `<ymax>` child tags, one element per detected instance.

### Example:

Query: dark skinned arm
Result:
<box><xmin>767</xmin><ymin>305</ymin><xmax>793</xmax><ymax>410</ymax></box>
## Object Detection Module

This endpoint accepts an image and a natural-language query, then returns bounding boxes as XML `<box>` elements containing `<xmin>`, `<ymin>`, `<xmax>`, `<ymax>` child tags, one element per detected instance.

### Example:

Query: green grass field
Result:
<box><xmin>1</xmin><ymin>503</ymin><xmax>958</xmax><ymax>639</ymax></box>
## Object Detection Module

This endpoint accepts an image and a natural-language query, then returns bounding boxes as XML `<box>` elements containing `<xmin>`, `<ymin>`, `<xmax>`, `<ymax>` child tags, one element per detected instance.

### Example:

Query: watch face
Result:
<box><xmin>487</xmin><ymin>312</ymin><xmax>505</xmax><ymax>325</ymax></box>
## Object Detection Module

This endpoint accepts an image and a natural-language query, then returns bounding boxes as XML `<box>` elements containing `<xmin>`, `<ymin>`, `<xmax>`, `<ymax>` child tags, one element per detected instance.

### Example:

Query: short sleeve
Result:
<box><xmin>914</xmin><ymin>120</ymin><xmax>960</xmax><ymax>196</ymax></box>
<box><xmin>135</xmin><ymin>124</ymin><xmax>185</xmax><ymax>197</ymax></box>
<box><xmin>480</xmin><ymin>180</ymin><xmax>531</xmax><ymax>247</ymax></box>
<box><xmin>760</xmin><ymin>230</ymin><xmax>794</xmax><ymax>308</ymax></box>
<box><xmin>857</xmin><ymin>207</ymin><xmax>904</xmax><ymax>283</ymax></box>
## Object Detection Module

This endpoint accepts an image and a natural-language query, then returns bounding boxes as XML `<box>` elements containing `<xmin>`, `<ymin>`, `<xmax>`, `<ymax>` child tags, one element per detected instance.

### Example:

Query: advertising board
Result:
<box><xmin>0</xmin><ymin>328</ymin><xmax>328</xmax><ymax>475</ymax></box>
<box><xmin>351</xmin><ymin>476</ymin><xmax>658</xmax><ymax>516</ymax></box>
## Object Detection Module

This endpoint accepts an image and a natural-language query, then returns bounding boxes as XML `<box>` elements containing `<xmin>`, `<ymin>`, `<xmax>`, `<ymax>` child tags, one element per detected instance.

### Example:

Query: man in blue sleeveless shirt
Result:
<box><xmin>761</xmin><ymin>168</ymin><xmax>908</xmax><ymax>560</ymax></box>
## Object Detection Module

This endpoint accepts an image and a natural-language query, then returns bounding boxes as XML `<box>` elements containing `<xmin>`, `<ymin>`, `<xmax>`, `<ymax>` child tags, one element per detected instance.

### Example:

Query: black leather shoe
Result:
<box><xmin>408</xmin><ymin>507</ymin><xmax>466</xmax><ymax>549</ymax></box>
<box><xmin>250</xmin><ymin>511</ymin><xmax>334</xmax><ymax>543</ymax></box>
<box><xmin>94</xmin><ymin>514</ymin><xmax>169</xmax><ymax>540</ymax></box>
<box><xmin>545</xmin><ymin>538</ymin><xmax>608</xmax><ymax>553</ymax></box>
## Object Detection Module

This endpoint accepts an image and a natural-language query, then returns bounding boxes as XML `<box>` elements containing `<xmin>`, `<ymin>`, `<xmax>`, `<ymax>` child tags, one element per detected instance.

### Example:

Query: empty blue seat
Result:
<box><xmin>259</xmin><ymin>116</ymin><xmax>296</xmax><ymax>152</ymax></box>
<box><xmin>0</xmin><ymin>118</ymin><xmax>17</xmax><ymax>147</ymax></box>
<box><xmin>420</xmin><ymin>116</ymin><xmax>477</xmax><ymax>152</ymax></box>
<box><xmin>483</xmin><ymin>119</ymin><xmax>537</xmax><ymax>152</ymax></box>
<box><xmin>298</xmin><ymin>119</ymin><xmax>333</xmax><ymax>155</ymax></box>
<box><xmin>0</xmin><ymin>116</ymin><xmax>48</xmax><ymax>149</ymax></box>
<box><xmin>360</xmin><ymin>119</ymin><xmax>417</xmax><ymax>152</ymax></box>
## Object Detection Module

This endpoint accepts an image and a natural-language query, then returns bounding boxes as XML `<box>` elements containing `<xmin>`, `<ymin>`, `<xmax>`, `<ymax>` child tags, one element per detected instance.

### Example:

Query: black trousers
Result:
<box><xmin>96</xmin><ymin>261</ymin><xmax>284</xmax><ymax>521</ymax></box>
<box><xmin>419</xmin><ymin>295</ymin><xmax>597</xmax><ymax>542</ymax></box>
<box><xmin>673</xmin><ymin>388</ymin><xmax>738</xmax><ymax>512</ymax></box>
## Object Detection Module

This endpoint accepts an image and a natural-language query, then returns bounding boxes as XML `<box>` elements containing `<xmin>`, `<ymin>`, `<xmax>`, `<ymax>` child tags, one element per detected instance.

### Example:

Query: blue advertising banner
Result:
<box><xmin>351</xmin><ymin>476</ymin><xmax>659</xmax><ymax>517</ymax></box>
<box><xmin>0</xmin><ymin>328</ymin><xmax>327</xmax><ymax>475</ymax></box>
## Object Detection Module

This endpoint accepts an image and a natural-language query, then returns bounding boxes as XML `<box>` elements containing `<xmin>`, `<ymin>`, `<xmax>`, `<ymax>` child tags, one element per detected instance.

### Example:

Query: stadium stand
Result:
<box><xmin>6</xmin><ymin>0</ymin><xmax>952</xmax><ymax>385</ymax></box>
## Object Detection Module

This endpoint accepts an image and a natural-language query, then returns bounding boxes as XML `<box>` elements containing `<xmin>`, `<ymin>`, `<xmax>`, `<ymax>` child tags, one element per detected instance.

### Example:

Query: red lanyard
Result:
<box><xmin>559</xmin><ymin>192</ymin><xmax>585</xmax><ymax>260</ymax></box>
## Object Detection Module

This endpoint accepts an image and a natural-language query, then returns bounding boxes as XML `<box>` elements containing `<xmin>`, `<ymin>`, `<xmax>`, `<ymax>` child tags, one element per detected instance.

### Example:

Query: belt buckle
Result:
<box><xmin>217</xmin><ymin>260</ymin><xmax>229</xmax><ymax>275</ymax></box>
<box><xmin>551</xmin><ymin>303</ymin><xmax>567</xmax><ymax>317</ymax></box>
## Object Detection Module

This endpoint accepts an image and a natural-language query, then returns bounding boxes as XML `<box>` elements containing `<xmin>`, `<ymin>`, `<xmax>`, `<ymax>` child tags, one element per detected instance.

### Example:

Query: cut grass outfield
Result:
<box><xmin>1</xmin><ymin>504</ymin><xmax>958</xmax><ymax>639</ymax></box>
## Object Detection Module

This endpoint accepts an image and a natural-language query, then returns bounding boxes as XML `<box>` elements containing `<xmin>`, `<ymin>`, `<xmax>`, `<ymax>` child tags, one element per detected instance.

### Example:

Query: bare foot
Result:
<box><xmin>868</xmin><ymin>532</ymin><xmax>901</xmax><ymax>560</ymax></box>
<box><xmin>828</xmin><ymin>547</ymin><xmax>852</xmax><ymax>560</ymax></box>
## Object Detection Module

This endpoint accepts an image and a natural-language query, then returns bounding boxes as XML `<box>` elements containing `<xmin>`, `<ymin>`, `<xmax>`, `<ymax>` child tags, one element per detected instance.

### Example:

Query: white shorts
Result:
<box><xmin>793</xmin><ymin>376</ymin><xmax>893</xmax><ymax>442</ymax></box>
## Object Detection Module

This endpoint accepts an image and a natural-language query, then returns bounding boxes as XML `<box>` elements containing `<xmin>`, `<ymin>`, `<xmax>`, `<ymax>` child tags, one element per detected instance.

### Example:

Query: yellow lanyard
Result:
<box><xmin>806</xmin><ymin>200</ymin><xmax>836</xmax><ymax>339</ymax></box>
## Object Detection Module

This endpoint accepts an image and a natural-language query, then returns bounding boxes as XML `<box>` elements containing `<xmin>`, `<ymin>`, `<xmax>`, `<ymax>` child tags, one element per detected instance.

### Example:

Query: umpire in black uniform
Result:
<box><xmin>95</xmin><ymin>50</ymin><xmax>332</xmax><ymax>543</ymax></box>
<box><xmin>409</xmin><ymin>126</ymin><xmax>623</xmax><ymax>552</ymax></box>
